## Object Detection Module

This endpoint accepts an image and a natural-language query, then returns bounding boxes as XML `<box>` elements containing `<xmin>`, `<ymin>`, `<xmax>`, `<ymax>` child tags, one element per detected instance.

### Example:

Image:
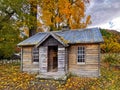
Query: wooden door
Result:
<box><xmin>48</xmin><ymin>46</ymin><xmax>58</xmax><ymax>72</ymax></box>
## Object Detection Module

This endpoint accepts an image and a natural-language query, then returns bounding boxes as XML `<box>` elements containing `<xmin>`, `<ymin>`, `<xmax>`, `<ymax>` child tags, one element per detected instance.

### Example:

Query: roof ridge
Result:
<box><xmin>50</xmin><ymin>27</ymin><xmax>99</xmax><ymax>33</ymax></box>
<box><xmin>36</xmin><ymin>27</ymin><xmax>99</xmax><ymax>34</ymax></box>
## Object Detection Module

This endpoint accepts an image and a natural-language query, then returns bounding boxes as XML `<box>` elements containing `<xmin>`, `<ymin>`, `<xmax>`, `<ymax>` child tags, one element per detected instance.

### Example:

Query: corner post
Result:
<box><xmin>20</xmin><ymin>47</ymin><xmax>23</xmax><ymax>72</ymax></box>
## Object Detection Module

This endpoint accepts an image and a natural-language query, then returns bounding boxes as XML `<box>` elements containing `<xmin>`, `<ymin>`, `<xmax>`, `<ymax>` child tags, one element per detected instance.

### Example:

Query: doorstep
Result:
<box><xmin>36</xmin><ymin>72</ymin><xmax>68</xmax><ymax>81</ymax></box>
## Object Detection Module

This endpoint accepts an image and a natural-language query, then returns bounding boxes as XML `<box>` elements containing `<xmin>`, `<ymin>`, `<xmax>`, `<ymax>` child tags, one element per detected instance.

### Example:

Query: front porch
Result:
<box><xmin>38</xmin><ymin>36</ymin><xmax>68</xmax><ymax>80</ymax></box>
<box><xmin>38</xmin><ymin>46</ymin><xmax>67</xmax><ymax>80</ymax></box>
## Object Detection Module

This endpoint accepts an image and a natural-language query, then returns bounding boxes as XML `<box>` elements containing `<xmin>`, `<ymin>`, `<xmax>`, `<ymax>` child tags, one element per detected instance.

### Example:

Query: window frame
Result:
<box><xmin>32</xmin><ymin>47</ymin><xmax>39</xmax><ymax>64</ymax></box>
<box><xmin>77</xmin><ymin>46</ymin><xmax>86</xmax><ymax>64</ymax></box>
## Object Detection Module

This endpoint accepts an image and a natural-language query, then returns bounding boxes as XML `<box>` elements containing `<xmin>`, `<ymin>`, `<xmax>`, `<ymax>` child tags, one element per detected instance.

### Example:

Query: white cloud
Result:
<box><xmin>86</xmin><ymin>0</ymin><xmax>120</xmax><ymax>32</ymax></box>
<box><xmin>88</xmin><ymin>17</ymin><xmax>120</xmax><ymax>32</ymax></box>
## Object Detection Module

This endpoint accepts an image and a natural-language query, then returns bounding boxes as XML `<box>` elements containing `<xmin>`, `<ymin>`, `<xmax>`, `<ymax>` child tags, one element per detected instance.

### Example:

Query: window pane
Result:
<box><xmin>33</xmin><ymin>47</ymin><xmax>39</xmax><ymax>62</ymax></box>
<box><xmin>77</xmin><ymin>46</ymin><xmax>85</xmax><ymax>63</ymax></box>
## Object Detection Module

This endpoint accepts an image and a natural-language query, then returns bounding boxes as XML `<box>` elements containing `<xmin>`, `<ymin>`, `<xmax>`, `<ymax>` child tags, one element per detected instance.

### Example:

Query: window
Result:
<box><xmin>32</xmin><ymin>47</ymin><xmax>39</xmax><ymax>62</ymax></box>
<box><xmin>77</xmin><ymin>46</ymin><xmax>85</xmax><ymax>63</ymax></box>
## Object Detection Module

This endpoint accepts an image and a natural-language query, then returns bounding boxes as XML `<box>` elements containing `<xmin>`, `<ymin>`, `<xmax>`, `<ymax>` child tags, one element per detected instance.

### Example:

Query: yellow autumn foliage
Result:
<box><xmin>38</xmin><ymin>0</ymin><xmax>91</xmax><ymax>31</ymax></box>
<box><xmin>1</xmin><ymin>53</ymin><xmax>120</xmax><ymax>90</ymax></box>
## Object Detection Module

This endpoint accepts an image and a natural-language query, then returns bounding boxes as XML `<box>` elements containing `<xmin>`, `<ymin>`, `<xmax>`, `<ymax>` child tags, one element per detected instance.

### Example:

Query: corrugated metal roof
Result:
<box><xmin>18</xmin><ymin>27</ymin><xmax>104</xmax><ymax>46</ymax></box>
<box><xmin>55</xmin><ymin>28</ymin><xmax>104</xmax><ymax>44</ymax></box>
<box><xmin>17</xmin><ymin>32</ymin><xmax>49</xmax><ymax>46</ymax></box>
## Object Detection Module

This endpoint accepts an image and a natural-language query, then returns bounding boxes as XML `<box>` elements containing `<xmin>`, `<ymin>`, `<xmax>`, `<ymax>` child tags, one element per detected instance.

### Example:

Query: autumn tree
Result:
<box><xmin>27</xmin><ymin>0</ymin><xmax>37</xmax><ymax>36</ymax></box>
<box><xmin>0</xmin><ymin>0</ymin><xmax>25</xmax><ymax>58</ymax></box>
<box><xmin>0</xmin><ymin>0</ymin><xmax>37</xmax><ymax>58</ymax></box>
<box><xmin>100</xmin><ymin>29</ymin><xmax>120</xmax><ymax>53</ymax></box>
<box><xmin>38</xmin><ymin>0</ymin><xmax>91</xmax><ymax>31</ymax></box>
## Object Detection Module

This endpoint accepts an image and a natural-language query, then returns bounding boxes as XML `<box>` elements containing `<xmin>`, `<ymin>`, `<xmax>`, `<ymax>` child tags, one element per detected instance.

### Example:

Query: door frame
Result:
<box><xmin>47</xmin><ymin>46</ymin><xmax>58</xmax><ymax>72</ymax></box>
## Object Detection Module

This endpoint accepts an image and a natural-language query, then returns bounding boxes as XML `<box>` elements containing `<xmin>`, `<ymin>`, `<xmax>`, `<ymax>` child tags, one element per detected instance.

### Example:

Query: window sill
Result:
<box><xmin>77</xmin><ymin>62</ymin><xmax>85</xmax><ymax>65</ymax></box>
<box><xmin>33</xmin><ymin>62</ymin><xmax>39</xmax><ymax>64</ymax></box>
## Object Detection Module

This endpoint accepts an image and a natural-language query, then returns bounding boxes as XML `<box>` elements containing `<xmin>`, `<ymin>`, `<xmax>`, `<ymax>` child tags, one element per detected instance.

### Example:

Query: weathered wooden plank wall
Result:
<box><xmin>58</xmin><ymin>47</ymin><xmax>66</xmax><ymax>73</ymax></box>
<box><xmin>41</xmin><ymin>36</ymin><xmax>63</xmax><ymax>48</ymax></box>
<box><xmin>68</xmin><ymin>44</ymin><xmax>100</xmax><ymax>77</ymax></box>
<box><xmin>39</xmin><ymin>46</ymin><xmax>48</xmax><ymax>73</ymax></box>
<box><xmin>38</xmin><ymin>36</ymin><xmax>66</xmax><ymax>77</ymax></box>
<box><xmin>22</xmin><ymin>46</ymin><xmax>39</xmax><ymax>73</ymax></box>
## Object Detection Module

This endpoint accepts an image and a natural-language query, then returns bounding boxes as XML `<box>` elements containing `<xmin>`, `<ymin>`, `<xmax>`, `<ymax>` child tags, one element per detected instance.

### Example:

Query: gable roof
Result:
<box><xmin>18</xmin><ymin>27</ymin><xmax>104</xmax><ymax>46</ymax></box>
<box><xmin>36</xmin><ymin>32</ymin><xmax>69</xmax><ymax>47</ymax></box>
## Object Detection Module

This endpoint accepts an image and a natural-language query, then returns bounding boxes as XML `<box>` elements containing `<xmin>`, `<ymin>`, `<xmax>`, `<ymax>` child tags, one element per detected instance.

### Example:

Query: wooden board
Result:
<box><xmin>22</xmin><ymin>46</ymin><xmax>39</xmax><ymax>73</ymax></box>
<box><xmin>68</xmin><ymin>44</ymin><xmax>100</xmax><ymax>77</ymax></box>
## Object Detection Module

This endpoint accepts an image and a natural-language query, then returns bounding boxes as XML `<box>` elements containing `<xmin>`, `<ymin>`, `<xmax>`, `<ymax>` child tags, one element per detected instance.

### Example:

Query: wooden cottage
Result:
<box><xmin>18</xmin><ymin>28</ymin><xmax>104</xmax><ymax>79</ymax></box>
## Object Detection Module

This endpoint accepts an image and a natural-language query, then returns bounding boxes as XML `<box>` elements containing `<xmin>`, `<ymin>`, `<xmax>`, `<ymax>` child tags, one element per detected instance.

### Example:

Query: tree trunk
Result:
<box><xmin>29</xmin><ymin>2</ymin><xmax>37</xmax><ymax>37</ymax></box>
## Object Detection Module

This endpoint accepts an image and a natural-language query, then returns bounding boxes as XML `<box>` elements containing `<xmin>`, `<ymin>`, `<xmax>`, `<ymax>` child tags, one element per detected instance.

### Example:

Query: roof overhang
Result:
<box><xmin>17</xmin><ymin>44</ymin><xmax>35</xmax><ymax>47</ymax></box>
<box><xmin>35</xmin><ymin>33</ymin><xmax>69</xmax><ymax>48</ymax></box>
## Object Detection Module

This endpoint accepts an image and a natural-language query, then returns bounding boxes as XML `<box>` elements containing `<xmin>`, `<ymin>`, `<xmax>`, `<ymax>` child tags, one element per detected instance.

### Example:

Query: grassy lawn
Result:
<box><xmin>0</xmin><ymin>54</ymin><xmax>120</xmax><ymax>90</ymax></box>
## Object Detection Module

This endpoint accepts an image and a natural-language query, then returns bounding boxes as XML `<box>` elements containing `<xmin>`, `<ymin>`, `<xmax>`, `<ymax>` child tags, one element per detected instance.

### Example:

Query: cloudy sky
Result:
<box><xmin>86</xmin><ymin>0</ymin><xmax>120</xmax><ymax>32</ymax></box>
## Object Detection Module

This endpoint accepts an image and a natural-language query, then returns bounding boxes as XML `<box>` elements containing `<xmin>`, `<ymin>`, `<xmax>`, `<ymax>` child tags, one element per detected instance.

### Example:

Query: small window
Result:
<box><xmin>77</xmin><ymin>46</ymin><xmax>85</xmax><ymax>63</ymax></box>
<box><xmin>32</xmin><ymin>47</ymin><xmax>39</xmax><ymax>62</ymax></box>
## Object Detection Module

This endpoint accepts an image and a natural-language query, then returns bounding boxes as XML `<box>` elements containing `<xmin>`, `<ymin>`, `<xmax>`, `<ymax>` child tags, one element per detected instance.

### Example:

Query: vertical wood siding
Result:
<box><xmin>58</xmin><ymin>47</ymin><xmax>66</xmax><ymax>73</ymax></box>
<box><xmin>39</xmin><ymin>46</ymin><xmax>48</xmax><ymax>73</ymax></box>
<box><xmin>38</xmin><ymin>36</ymin><xmax>66</xmax><ymax>76</ymax></box>
<box><xmin>41</xmin><ymin>36</ymin><xmax>63</xmax><ymax>48</ymax></box>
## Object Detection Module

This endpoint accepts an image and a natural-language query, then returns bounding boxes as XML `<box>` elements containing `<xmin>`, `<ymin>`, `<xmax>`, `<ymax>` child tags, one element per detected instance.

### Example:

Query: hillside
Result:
<box><xmin>100</xmin><ymin>28</ymin><xmax>120</xmax><ymax>53</ymax></box>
